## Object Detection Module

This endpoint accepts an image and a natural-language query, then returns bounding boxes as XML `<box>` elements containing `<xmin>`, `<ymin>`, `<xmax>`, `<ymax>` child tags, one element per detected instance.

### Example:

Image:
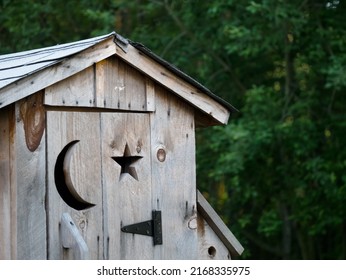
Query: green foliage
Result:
<box><xmin>1</xmin><ymin>0</ymin><xmax>346</xmax><ymax>259</ymax></box>
<box><xmin>0</xmin><ymin>0</ymin><xmax>116</xmax><ymax>53</ymax></box>
<box><xmin>194</xmin><ymin>0</ymin><xmax>346</xmax><ymax>259</ymax></box>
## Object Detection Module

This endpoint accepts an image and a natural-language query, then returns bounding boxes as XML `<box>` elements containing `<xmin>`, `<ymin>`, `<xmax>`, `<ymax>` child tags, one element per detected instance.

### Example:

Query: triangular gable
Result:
<box><xmin>0</xmin><ymin>32</ymin><xmax>236</xmax><ymax>126</ymax></box>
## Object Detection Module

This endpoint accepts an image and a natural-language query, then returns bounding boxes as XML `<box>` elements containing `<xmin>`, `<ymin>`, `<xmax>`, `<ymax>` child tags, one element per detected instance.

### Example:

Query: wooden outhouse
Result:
<box><xmin>0</xmin><ymin>32</ymin><xmax>243</xmax><ymax>260</ymax></box>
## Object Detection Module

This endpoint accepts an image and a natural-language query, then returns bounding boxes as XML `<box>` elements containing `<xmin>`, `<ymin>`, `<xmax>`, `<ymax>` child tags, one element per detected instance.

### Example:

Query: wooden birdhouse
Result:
<box><xmin>0</xmin><ymin>32</ymin><xmax>243</xmax><ymax>260</ymax></box>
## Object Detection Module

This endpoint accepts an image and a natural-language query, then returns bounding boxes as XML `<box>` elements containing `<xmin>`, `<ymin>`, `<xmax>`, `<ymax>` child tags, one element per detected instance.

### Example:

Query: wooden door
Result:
<box><xmin>101</xmin><ymin>112</ymin><xmax>153</xmax><ymax>259</ymax></box>
<box><xmin>46</xmin><ymin>90</ymin><xmax>198</xmax><ymax>259</ymax></box>
<box><xmin>46</xmin><ymin>111</ymin><xmax>151</xmax><ymax>259</ymax></box>
<box><xmin>47</xmin><ymin>111</ymin><xmax>103</xmax><ymax>259</ymax></box>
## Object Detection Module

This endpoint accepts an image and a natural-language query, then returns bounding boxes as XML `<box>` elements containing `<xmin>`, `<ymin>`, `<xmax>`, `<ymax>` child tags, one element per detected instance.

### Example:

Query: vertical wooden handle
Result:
<box><xmin>60</xmin><ymin>213</ymin><xmax>89</xmax><ymax>260</ymax></box>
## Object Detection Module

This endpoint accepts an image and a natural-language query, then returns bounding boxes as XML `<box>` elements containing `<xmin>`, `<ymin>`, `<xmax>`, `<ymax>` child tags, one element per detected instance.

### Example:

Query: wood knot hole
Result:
<box><xmin>157</xmin><ymin>148</ymin><xmax>166</xmax><ymax>162</ymax></box>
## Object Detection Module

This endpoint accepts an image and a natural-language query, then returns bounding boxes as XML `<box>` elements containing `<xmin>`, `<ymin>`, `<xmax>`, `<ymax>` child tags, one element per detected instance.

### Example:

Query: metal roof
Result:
<box><xmin>0</xmin><ymin>33</ymin><xmax>115</xmax><ymax>90</ymax></box>
<box><xmin>0</xmin><ymin>32</ymin><xmax>237</xmax><ymax>113</ymax></box>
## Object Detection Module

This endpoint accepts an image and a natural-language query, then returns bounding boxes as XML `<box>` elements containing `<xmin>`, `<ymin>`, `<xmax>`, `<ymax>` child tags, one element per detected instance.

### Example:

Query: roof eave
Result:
<box><xmin>113</xmin><ymin>33</ymin><xmax>235</xmax><ymax>126</ymax></box>
<box><xmin>0</xmin><ymin>36</ymin><xmax>117</xmax><ymax>109</ymax></box>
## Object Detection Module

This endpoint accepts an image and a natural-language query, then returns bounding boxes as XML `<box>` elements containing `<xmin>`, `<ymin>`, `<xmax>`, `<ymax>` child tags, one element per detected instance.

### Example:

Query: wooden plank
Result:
<box><xmin>145</xmin><ymin>78</ymin><xmax>155</xmax><ymax>111</ymax></box>
<box><xmin>115</xmin><ymin>43</ymin><xmax>230</xmax><ymax>125</ymax></box>
<box><xmin>15</xmin><ymin>95</ymin><xmax>47</xmax><ymax>259</ymax></box>
<box><xmin>115</xmin><ymin>58</ymin><xmax>126</xmax><ymax>109</ymax></box>
<box><xmin>45</xmin><ymin>66</ymin><xmax>95</xmax><ymax>107</ymax></box>
<box><xmin>0</xmin><ymin>37</ymin><xmax>116</xmax><ymax>109</ymax></box>
<box><xmin>197</xmin><ymin>215</ymin><xmax>231</xmax><ymax>260</ymax></box>
<box><xmin>96</xmin><ymin>56</ymin><xmax>124</xmax><ymax>109</ymax></box>
<box><xmin>100</xmin><ymin>136</ymin><xmax>119</xmax><ymax>260</ymax></box>
<box><xmin>95</xmin><ymin>56</ymin><xmax>152</xmax><ymax>111</ymax></box>
<box><xmin>124</xmin><ymin>62</ymin><xmax>147</xmax><ymax>110</ymax></box>
<box><xmin>0</xmin><ymin>105</ymin><xmax>13</xmax><ymax>259</ymax></box>
<box><xmin>101</xmin><ymin>112</ymin><xmax>152</xmax><ymax>259</ymax></box>
<box><xmin>150</xmin><ymin>85</ymin><xmax>198</xmax><ymax>259</ymax></box>
<box><xmin>45</xmin><ymin>55</ymin><xmax>154</xmax><ymax>112</ymax></box>
<box><xmin>95</xmin><ymin>59</ymin><xmax>107</xmax><ymax>108</ymax></box>
<box><xmin>46</xmin><ymin>111</ymin><xmax>103</xmax><ymax>259</ymax></box>
<box><xmin>197</xmin><ymin>190</ymin><xmax>244</xmax><ymax>257</ymax></box>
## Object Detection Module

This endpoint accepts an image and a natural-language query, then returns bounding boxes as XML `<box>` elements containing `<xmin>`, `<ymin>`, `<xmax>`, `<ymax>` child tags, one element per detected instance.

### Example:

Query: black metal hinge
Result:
<box><xmin>121</xmin><ymin>210</ymin><xmax>162</xmax><ymax>246</ymax></box>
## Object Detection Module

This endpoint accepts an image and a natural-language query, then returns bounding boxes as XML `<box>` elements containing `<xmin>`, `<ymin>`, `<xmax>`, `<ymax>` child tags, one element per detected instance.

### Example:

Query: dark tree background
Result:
<box><xmin>1</xmin><ymin>0</ymin><xmax>346</xmax><ymax>259</ymax></box>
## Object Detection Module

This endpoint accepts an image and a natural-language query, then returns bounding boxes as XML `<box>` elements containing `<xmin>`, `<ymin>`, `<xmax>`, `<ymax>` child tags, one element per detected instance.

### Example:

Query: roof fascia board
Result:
<box><xmin>0</xmin><ymin>37</ymin><xmax>116</xmax><ymax>109</ymax></box>
<box><xmin>114</xmin><ymin>42</ymin><xmax>231</xmax><ymax>125</ymax></box>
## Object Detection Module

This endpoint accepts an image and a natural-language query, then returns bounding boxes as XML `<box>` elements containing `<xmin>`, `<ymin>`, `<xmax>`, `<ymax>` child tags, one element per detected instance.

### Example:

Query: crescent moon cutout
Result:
<box><xmin>54</xmin><ymin>140</ymin><xmax>95</xmax><ymax>210</ymax></box>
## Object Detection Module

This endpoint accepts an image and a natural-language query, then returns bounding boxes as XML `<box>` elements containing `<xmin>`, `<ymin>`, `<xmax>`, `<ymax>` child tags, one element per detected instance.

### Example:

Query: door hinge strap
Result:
<box><xmin>121</xmin><ymin>210</ymin><xmax>162</xmax><ymax>245</ymax></box>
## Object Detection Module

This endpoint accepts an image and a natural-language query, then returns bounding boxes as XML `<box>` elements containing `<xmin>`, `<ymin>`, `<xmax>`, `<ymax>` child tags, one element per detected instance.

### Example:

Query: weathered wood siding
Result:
<box><xmin>0</xmin><ymin>105</ymin><xmax>15</xmax><ymax>259</ymax></box>
<box><xmin>150</xmin><ymin>85</ymin><xmax>197</xmax><ymax>259</ymax></box>
<box><xmin>15</xmin><ymin>94</ymin><xmax>47</xmax><ymax>259</ymax></box>
<box><xmin>0</xmin><ymin>94</ymin><xmax>47</xmax><ymax>260</ymax></box>
<box><xmin>45</xmin><ymin>56</ymin><xmax>154</xmax><ymax>112</ymax></box>
<box><xmin>102</xmin><ymin>112</ymin><xmax>152</xmax><ymax>259</ymax></box>
<box><xmin>46</xmin><ymin>111</ymin><xmax>103</xmax><ymax>259</ymax></box>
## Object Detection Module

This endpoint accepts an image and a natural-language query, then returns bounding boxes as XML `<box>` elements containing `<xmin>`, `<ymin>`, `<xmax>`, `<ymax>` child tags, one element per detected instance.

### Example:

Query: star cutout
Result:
<box><xmin>112</xmin><ymin>144</ymin><xmax>143</xmax><ymax>181</ymax></box>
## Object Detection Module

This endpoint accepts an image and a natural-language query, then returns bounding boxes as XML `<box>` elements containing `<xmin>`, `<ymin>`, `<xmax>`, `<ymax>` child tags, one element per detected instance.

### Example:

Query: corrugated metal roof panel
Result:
<box><xmin>0</xmin><ymin>32</ymin><xmax>115</xmax><ymax>90</ymax></box>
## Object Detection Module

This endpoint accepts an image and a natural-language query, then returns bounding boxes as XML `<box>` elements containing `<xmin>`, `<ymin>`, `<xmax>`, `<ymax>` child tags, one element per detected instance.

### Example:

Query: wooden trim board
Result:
<box><xmin>115</xmin><ymin>43</ymin><xmax>230</xmax><ymax>125</ymax></box>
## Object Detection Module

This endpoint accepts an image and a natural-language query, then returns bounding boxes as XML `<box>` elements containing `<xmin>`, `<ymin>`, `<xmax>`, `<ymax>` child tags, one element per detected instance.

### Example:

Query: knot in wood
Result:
<box><xmin>157</xmin><ymin>148</ymin><xmax>166</xmax><ymax>162</ymax></box>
